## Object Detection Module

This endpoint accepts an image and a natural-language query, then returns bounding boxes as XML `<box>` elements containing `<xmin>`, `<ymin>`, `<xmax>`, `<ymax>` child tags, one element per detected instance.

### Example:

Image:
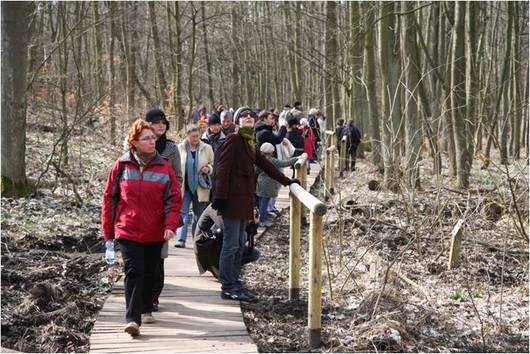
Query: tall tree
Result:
<box><xmin>200</xmin><ymin>1</ymin><xmax>214</xmax><ymax>109</ymax></box>
<box><xmin>362</xmin><ymin>3</ymin><xmax>382</xmax><ymax>172</ymax></box>
<box><xmin>1</xmin><ymin>1</ymin><xmax>33</xmax><ymax>196</ymax></box>
<box><xmin>451</xmin><ymin>2</ymin><xmax>472</xmax><ymax>188</ymax></box>
<box><xmin>379</xmin><ymin>2</ymin><xmax>401</xmax><ymax>190</ymax></box>
<box><xmin>148</xmin><ymin>2</ymin><xmax>169</xmax><ymax>110</ymax></box>
<box><xmin>402</xmin><ymin>2</ymin><xmax>422</xmax><ymax>189</ymax></box>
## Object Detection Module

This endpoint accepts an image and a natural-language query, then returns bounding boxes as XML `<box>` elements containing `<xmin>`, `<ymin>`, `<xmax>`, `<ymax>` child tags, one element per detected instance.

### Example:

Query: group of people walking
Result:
<box><xmin>101</xmin><ymin>103</ymin><xmax>361</xmax><ymax>337</ymax></box>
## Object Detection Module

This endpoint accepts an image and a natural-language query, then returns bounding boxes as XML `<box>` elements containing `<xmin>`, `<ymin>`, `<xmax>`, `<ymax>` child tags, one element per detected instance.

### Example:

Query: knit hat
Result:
<box><xmin>233</xmin><ymin>106</ymin><xmax>255</xmax><ymax>125</ymax></box>
<box><xmin>208</xmin><ymin>114</ymin><xmax>221</xmax><ymax>125</ymax></box>
<box><xmin>260</xmin><ymin>142</ymin><xmax>275</xmax><ymax>154</ymax></box>
<box><xmin>287</xmin><ymin>116</ymin><xmax>300</xmax><ymax>127</ymax></box>
<box><xmin>145</xmin><ymin>108</ymin><xmax>170</xmax><ymax>130</ymax></box>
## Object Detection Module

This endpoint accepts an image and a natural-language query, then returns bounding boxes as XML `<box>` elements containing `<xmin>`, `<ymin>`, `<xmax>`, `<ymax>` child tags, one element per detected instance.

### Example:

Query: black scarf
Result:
<box><xmin>155</xmin><ymin>134</ymin><xmax>167</xmax><ymax>154</ymax></box>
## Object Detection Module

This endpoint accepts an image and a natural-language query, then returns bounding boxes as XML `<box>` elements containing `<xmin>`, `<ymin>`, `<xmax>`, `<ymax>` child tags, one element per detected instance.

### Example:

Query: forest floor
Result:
<box><xmin>1</xmin><ymin>122</ymin><xmax>529</xmax><ymax>352</ymax></box>
<box><xmin>241</xmin><ymin>155</ymin><xmax>529</xmax><ymax>352</ymax></box>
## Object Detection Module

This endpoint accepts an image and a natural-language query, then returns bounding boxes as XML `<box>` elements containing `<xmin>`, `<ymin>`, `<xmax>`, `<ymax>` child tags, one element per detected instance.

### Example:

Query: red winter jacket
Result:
<box><xmin>101</xmin><ymin>152</ymin><xmax>182</xmax><ymax>243</ymax></box>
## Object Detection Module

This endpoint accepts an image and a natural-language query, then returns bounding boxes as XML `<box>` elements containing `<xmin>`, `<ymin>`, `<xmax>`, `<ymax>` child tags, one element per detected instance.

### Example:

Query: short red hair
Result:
<box><xmin>127</xmin><ymin>118</ymin><xmax>155</xmax><ymax>151</ymax></box>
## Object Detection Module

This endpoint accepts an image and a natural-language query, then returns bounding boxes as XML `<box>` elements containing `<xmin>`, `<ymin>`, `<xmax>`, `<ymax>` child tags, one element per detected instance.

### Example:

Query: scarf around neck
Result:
<box><xmin>239</xmin><ymin>126</ymin><xmax>255</xmax><ymax>148</ymax></box>
<box><xmin>186</xmin><ymin>143</ymin><xmax>199</xmax><ymax>194</ymax></box>
<box><xmin>133</xmin><ymin>150</ymin><xmax>156</xmax><ymax>172</ymax></box>
<box><xmin>155</xmin><ymin>134</ymin><xmax>167</xmax><ymax>154</ymax></box>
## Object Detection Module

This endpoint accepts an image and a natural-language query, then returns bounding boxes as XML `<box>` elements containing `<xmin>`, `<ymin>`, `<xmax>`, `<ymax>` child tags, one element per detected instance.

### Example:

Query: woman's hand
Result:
<box><xmin>164</xmin><ymin>229</ymin><xmax>175</xmax><ymax>241</ymax></box>
<box><xmin>200</xmin><ymin>166</ymin><xmax>209</xmax><ymax>174</ymax></box>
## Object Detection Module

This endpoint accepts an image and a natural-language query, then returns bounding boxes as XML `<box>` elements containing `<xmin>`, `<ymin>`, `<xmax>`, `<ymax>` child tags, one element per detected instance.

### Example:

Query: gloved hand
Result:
<box><xmin>288</xmin><ymin>178</ymin><xmax>301</xmax><ymax>186</ymax></box>
<box><xmin>211</xmin><ymin>199</ymin><xmax>227</xmax><ymax>212</ymax></box>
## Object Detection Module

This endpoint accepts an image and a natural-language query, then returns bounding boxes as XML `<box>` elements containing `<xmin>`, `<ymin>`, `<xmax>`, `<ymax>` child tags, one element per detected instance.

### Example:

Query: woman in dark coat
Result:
<box><xmin>212</xmin><ymin>106</ymin><xmax>299</xmax><ymax>302</ymax></box>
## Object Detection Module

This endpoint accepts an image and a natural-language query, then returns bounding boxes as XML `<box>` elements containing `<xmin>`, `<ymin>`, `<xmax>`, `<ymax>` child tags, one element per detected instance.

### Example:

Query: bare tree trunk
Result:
<box><xmin>92</xmin><ymin>2</ymin><xmax>104</xmax><ymax>101</ymax></box>
<box><xmin>325</xmin><ymin>1</ymin><xmax>340</xmax><ymax>126</ymax></box>
<box><xmin>200</xmin><ymin>1</ymin><xmax>214</xmax><ymax>109</ymax></box>
<box><xmin>402</xmin><ymin>2</ymin><xmax>422</xmax><ymax>189</ymax></box>
<box><xmin>187</xmin><ymin>4</ymin><xmax>198</xmax><ymax>122</ymax></box>
<box><xmin>173</xmin><ymin>2</ymin><xmax>184</xmax><ymax>129</ymax></box>
<box><xmin>511</xmin><ymin>3</ymin><xmax>522</xmax><ymax>160</ymax></box>
<box><xmin>363</xmin><ymin>3</ymin><xmax>382</xmax><ymax>172</ymax></box>
<box><xmin>1</xmin><ymin>1</ymin><xmax>32</xmax><ymax>196</ymax></box>
<box><xmin>230</xmin><ymin>4</ymin><xmax>240</xmax><ymax>108</ymax></box>
<box><xmin>451</xmin><ymin>2</ymin><xmax>471</xmax><ymax>188</ymax></box>
<box><xmin>148</xmin><ymin>2</ymin><xmax>168</xmax><ymax>110</ymax></box>
<box><xmin>59</xmin><ymin>2</ymin><xmax>69</xmax><ymax>166</ymax></box>
<box><xmin>109</xmin><ymin>1</ymin><xmax>117</xmax><ymax>145</ymax></box>
<box><xmin>379</xmin><ymin>2</ymin><xmax>400</xmax><ymax>189</ymax></box>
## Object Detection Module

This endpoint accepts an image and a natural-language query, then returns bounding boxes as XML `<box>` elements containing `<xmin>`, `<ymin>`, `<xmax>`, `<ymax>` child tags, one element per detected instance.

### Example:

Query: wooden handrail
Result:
<box><xmin>289</xmin><ymin>183</ymin><xmax>327</xmax><ymax>215</ymax></box>
<box><xmin>294</xmin><ymin>153</ymin><xmax>308</xmax><ymax>169</ymax></box>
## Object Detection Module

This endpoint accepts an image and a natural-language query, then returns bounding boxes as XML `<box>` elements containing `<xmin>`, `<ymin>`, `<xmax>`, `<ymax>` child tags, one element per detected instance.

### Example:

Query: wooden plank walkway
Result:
<box><xmin>89</xmin><ymin>162</ymin><xmax>321</xmax><ymax>353</ymax></box>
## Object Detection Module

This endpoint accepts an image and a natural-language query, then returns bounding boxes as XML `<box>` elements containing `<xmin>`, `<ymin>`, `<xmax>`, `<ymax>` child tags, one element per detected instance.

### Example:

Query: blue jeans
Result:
<box><xmin>267</xmin><ymin>198</ymin><xmax>277</xmax><ymax>212</ymax></box>
<box><xmin>219</xmin><ymin>217</ymin><xmax>248</xmax><ymax>292</ymax></box>
<box><xmin>177</xmin><ymin>189</ymin><xmax>205</xmax><ymax>242</ymax></box>
<box><xmin>257</xmin><ymin>196</ymin><xmax>270</xmax><ymax>223</ymax></box>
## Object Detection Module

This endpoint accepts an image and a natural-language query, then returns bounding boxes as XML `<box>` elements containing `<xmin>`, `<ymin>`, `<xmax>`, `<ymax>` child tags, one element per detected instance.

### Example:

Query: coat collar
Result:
<box><xmin>119</xmin><ymin>151</ymin><xmax>165</xmax><ymax>165</ymax></box>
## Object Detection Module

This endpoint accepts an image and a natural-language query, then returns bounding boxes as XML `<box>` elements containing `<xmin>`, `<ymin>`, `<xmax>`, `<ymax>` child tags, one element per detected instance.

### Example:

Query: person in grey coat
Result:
<box><xmin>255</xmin><ymin>142</ymin><xmax>298</xmax><ymax>227</ymax></box>
<box><xmin>144</xmin><ymin>108</ymin><xmax>183</xmax><ymax>312</ymax></box>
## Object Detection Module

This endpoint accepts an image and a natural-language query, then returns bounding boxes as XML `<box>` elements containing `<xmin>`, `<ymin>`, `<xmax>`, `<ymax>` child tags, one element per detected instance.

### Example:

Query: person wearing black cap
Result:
<box><xmin>144</xmin><ymin>108</ymin><xmax>183</xmax><ymax>312</ymax></box>
<box><xmin>254</xmin><ymin>110</ymin><xmax>287</xmax><ymax>158</ymax></box>
<box><xmin>211</xmin><ymin>106</ymin><xmax>300</xmax><ymax>302</ymax></box>
<box><xmin>201</xmin><ymin>114</ymin><xmax>226</xmax><ymax>196</ymax></box>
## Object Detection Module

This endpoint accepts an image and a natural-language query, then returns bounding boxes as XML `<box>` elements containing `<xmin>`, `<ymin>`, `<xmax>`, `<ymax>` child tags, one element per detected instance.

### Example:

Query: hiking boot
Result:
<box><xmin>221</xmin><ymin>290</ymin><xmax>257</xmax><ymax>303</ymax></box>
<box><xmin>124</xmin><ymin>322</ymin><xmax>140</xmax><ymax>337</ymax></box>
<box><xmin>174</xmin><ymin>240</ymin><xmax>186</xmax><ymax>248</ymax></box>
<box><xmin>142</xmin><ymin>313</ymin><xmax>155</xmax><ymax>324</ymax></box>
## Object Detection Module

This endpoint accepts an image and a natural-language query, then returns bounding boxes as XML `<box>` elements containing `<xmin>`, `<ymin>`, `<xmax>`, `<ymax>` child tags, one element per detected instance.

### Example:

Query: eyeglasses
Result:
<box><xmin>137</xmin><ymin>136</ymin><xmax>157</xmax><ymax>142</ymax></box>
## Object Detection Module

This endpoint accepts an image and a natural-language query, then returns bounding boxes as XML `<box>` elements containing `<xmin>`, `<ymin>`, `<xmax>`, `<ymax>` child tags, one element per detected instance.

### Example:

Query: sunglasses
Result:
<box><xmin>239</xmin><ymin>110</ymin><xmax>256</xmax><ymax>118</ymax></box>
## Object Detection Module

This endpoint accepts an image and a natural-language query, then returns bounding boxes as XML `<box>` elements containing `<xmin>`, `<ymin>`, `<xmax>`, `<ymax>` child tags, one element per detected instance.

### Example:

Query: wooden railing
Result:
<box><xmin>288</xmin><ymin>153</ymin><xmax>327</xmax><ymax>349</ymax></box>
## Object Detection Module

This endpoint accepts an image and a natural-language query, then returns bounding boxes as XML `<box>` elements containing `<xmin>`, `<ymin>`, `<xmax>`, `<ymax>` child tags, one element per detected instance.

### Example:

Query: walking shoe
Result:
<box><xmin>241</xmin><ymin>288</ymin><xmax>257</xmax><ymax>301</ymax></box>
<box><xmin>142</xmin><ymin>313</ymin><xmax>155</xmax><ymax>324</ymax></box>
<box><xmin>152</xmin><ymin>302</ymin><xmax>159</xmax><ymax>312</ymax></box>
<box><xmin>221</xmin><ymin>290</ymin><xmax>257</xmax><ymax>303</ymax></box>
<box><xmin>174</xmin><ymin>240</ymin><xmax>186</xmax><ymax>248</ymax></box>
<box><xmin>124</xmin><ymin>322</ymin><xmax>140</xmax><ymax>337</ymax></box>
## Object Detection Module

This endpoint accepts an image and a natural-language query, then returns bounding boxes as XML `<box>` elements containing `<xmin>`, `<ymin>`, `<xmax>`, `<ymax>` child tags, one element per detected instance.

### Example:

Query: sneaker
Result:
<box><xmin>267</xmin><ymin>211</ymin><xmax>279</xmax><ymax>218</ymax></box>
<box><xmin>142</xmin><ymin>313</ymin><xmax>155</xmax><ymax>324</ymax></box>
<box><xmin>259</xmin><ymin>221</ymin><xmax>273</xmax><ymax>228</ymax></box>
<box><xmin>174</xmin><ymin>240</ymin><xmax>186</xmax><ymax>248</ymax></box>
<box><xmin>124</xmin><ymin>322</ymin><xmax>140</xmax><ymax>337</ymax></box>
<box><xmin>221</xmin><ymin>290</ymin><xmax>257</xmax><ymax>303</ymax></box>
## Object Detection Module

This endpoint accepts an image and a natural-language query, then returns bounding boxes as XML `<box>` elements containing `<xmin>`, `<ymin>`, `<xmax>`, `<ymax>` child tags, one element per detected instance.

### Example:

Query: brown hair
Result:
<box><xmin>258</xmin><ymin>110</ymin><xmax>272</xmax><ymax>121</ymax></box>
<box><xmin>127</xmin><ymin>118</ymin><xmax>155</xmax><ymax>151</ymax></box>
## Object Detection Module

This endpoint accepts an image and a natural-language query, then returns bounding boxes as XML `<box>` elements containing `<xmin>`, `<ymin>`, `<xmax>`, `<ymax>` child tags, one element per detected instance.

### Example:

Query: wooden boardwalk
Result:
<box><xmin>89</xmin><ymin>162</ymin><xmax>321</xmax><ymax>353</ymax></box>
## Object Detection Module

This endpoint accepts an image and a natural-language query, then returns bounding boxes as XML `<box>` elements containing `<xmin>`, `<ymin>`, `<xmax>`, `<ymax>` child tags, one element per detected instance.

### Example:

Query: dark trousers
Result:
<box><xmin>153</xmin><ymin>259</ymin><xmax>164</xmax><ymax>306</ymax></box>
<box><xmin>348</xmin><ymin>146</ymin><xmax>358</xmax><ymax>170</ymax></box>
<box><xmin>118</xmin><ymin>239</ymin><xmax>163</xmax><ymax>325</ymax></box>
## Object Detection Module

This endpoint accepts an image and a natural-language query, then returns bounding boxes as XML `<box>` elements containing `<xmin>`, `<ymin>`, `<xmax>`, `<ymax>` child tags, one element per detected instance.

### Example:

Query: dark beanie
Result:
<box><xmin>287</xmin><ymin>116</ymin><xmax>300</xmax><ymax>127</ymax></box>
<box><xmin>145</xmin><ymin>108</ymin><xmax>170</xmax><ymax>130</ymax></box>
<box><xmin>208</xmin><ymin>114</ymin><xmax>221</xmax><ymax>125</ymax></box>
<box><xmin>233</xmin><ymin>106</ymin><xmax>253</xmax><ymax>125</ymax></box>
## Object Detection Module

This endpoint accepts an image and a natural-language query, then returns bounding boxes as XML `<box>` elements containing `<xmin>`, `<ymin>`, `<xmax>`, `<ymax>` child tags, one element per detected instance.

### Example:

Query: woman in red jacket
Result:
<box><xmin>101</xmin><ymin>119</ymin><xmax>181</xmax><ymax>337</ymax></box>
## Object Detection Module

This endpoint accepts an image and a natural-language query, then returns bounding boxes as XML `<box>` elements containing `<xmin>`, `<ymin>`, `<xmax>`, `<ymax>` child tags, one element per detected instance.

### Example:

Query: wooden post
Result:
<box><xmin>324</xmin><ymin>148</ymin><xmax>330</xmax><ymax>200</ymax></box>
<box><xmin>308</xmin><ymin>211</ymin><xmax>323</xmax><ymax>348</ymax></box>
<box><xmin>289</xmin><ymin>190</ymin><xmax>301</xmax><ymax>300</ymax></box>
<box><xmin>448</xmin><ymin>219</ymin><xmax>465</xmax><ymax>270</ymax></box>
<box><xmin>330</xmin><ymin>147</ymin><xmax>336</xmax><ymax>194</ymax></box>
<box><xmin>339</xmin><ymin>137</ymin><xmax>347</xmax><ymax>177</ymax></box>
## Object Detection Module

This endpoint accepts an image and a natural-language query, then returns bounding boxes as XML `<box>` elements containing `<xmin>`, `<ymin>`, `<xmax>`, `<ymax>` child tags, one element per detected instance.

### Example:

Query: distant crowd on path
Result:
<box><xmin>101</xmin><ymin>101</ymin><xmax>361</xmax><ymax>337</ymax></box>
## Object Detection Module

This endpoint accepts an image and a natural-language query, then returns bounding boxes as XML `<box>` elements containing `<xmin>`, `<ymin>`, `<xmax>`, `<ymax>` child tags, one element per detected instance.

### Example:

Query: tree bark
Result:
<box><xmin>148</xmin><ymin>2</ymin><xmax>169</xmax><ymax>110</ymax></box>
<box><xmin>451</xmin><ymin>2</ymin><xmax>471</xmax><ymax>188</ymax></box>
<box><xmin>1</xmin><ymin>1</ymin><xmax>32</xmax><ymax>196</ymax></box>
<box><xmin>379</xmin><ymin>2</ymin><xmax>400</xmax><ymax>190</ymax></box>
<box><xmin>362</xmin><ymin>3</ymin><xmax>382</xmax><ymax>172</ymax></box>
<box><xmin>200</xmin><ymin>1</ymin><xmax>214</xmax><ymax>109</ymax></box>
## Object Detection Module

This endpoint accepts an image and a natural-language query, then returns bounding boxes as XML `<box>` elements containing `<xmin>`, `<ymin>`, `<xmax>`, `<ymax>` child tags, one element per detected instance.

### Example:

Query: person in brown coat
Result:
<box><xmin>212</xmin><ymin>106</ymin><xmax>300</xmax><ymax>302</ymax></box>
